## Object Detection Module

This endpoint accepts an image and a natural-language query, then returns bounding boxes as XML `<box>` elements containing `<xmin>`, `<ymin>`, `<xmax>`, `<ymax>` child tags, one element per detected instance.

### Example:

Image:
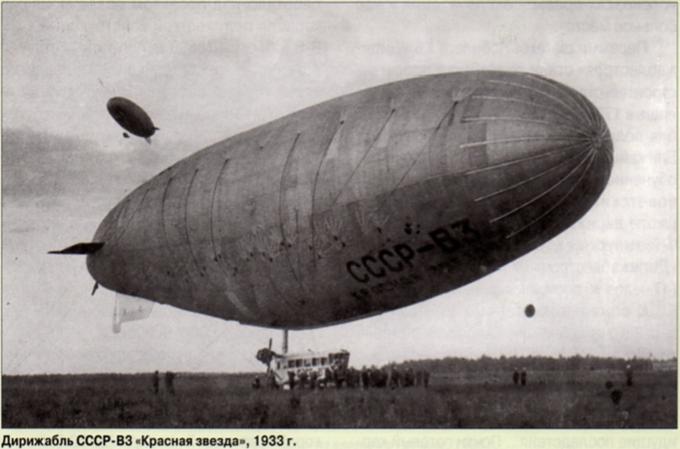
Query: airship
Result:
<box><xmin>106</xmin><ymin>97</ymin><xmax>159</xmax><ymax>143</ymax></box>
<box><xmin>55</xmin><ymin>71</ymin><xmax>612</xmax><ymax>330</ymax></box>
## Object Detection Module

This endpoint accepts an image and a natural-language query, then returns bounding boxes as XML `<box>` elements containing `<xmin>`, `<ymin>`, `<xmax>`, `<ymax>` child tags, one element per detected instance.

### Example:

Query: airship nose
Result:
<box><xmin>463</xmin><ymin>73</ymin><xmax>613</xmax><ymax>241</ymax></box>
<box><xmin>86</xmin><ymin>192</ymin><xmax>146</xmax><ymax>297</ymax></box>
<box><xmin>86</xmin><ymin>204</ymin><xmax>123</xmax><ymax>293</ymax></box>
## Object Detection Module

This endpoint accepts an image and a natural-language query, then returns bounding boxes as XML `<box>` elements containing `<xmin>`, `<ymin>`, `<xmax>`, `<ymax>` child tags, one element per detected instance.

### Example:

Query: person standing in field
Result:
<box><xmin>513</xmin><ymin>368</ymin><xmax>520</xmax><ymax>386</ymax></box>
<box><xmin>152</xmin><ymin>370</ymin><xmax>160</xmax><ymax>395</ymax></box>
<box><xmin>310</xmin><ymin>370</ymin><xmax>318</xmax><ymax>389</ymax></box>
<box><xmin>625</xmin><ymin>364</ymin><xmax>633</xmax><ymax>386</ymax></box>
<box><xmin>268</xmin><ymin>373</ymin><xmax>279</xmax><ymax>389</ymax></box>
<box><xmin>325</xmin><ymin>367</ymin><xmax>333</xmax><ymax>388</ymax></box>
<box><xmin>165</xmin><ymin>371</ymin><xmax>175</xmax><ymax>395</ymax></box>
<box><xmin>520</xmin><ymin>368</ymin><xmax>527</xmax><ymax>386</ymax></box>
<box><xmin>299</xmin><ymin>370</ymin><xmax>308</xmax><ymax>389</ymax></box>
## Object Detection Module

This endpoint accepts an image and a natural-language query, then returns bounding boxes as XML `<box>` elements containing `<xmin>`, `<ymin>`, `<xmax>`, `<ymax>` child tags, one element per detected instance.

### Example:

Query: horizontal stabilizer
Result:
<box><xmin>48</xmin><ymin>242</ymin><xmax>104</xmax><ymax>255</ymax></box>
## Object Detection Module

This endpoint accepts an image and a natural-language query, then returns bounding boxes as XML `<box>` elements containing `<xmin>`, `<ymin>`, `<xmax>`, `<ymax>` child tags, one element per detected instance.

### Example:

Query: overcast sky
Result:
<box><xmin>2</xmin><ymin>3</ymin><xmax>676</xmax><ymax>375</ymax></box>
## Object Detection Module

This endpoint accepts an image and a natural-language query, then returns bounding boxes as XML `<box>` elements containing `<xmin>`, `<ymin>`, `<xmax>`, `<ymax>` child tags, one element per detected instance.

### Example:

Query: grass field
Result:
<box><xmin>2</xmin><ymin>369</ymin><xmax>675</xmax><ymax>428</ymax></box>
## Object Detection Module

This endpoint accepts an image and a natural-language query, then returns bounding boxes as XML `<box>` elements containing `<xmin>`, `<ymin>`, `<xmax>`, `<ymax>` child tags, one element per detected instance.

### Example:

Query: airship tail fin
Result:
<box><xmin>48</xmin><ymin>242</ymin><xmax>104</xmax><ymax>255</ymax></box>
<box><xmin>145</xmin><ymin>137</ymin><xmax>152</xmax><ymax>144</ymax></box>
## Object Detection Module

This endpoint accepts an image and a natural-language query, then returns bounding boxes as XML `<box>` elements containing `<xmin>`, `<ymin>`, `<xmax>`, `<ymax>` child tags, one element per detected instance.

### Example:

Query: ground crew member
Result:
<box><xmin>625</xmin><ymin>364</ymin><xmax>633</xmax><ymax>386</ymax></box>
<box><xmin>520</xmin><ymin>368</ymin><xmax>527</xmax><ymax>386</ymax></box>
<box><xmin>288</xmin><ymin>371</ymin><xmax>296</xmax><ymax>389</ymax></box>
<box><xmin>165</xmin><ymin>371</ymin><xmax>176</xmax><ymax>394</ymax></box>
<box><xmin>347</xmin><ymin>367</ymin><xmax>358</xmax><ymax>388</ymax></box>
<box><xmin>324</xmin><ymin>367</ymin><xmax>332</xmax><ymax>388</ymax></box>
<box><xmin>513</xmin><ymin>368</ymin><xmax>520</xmax><ymax>386</ymax></box>
<box><xmin>252</xmin><ymin>376</ymin><xmax>261</xmax><ymax>389</ymax></box>
<box><xmin>152</xmin><ymin>370</ymin><xmax>159</xmax><ymax>395</ymax></box>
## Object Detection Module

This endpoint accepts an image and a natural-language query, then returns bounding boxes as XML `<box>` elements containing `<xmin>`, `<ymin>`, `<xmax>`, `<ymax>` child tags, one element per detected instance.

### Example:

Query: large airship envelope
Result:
<box><xmin>81</xmin><ymin>71</ymin><xmax>612</xmax><ymax>330</ymax></box>
<box><xmin>106</xmin><ymin>97</ymin><xmax>159</xmax><ymax>143</ymax></box>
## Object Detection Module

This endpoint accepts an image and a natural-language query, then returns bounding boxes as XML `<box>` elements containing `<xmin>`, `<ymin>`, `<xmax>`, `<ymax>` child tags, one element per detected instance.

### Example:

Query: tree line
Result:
<box><xmin>392</xmin><ymin>355</ymin><xmax>677</xmax><ymax>373</ymax></box>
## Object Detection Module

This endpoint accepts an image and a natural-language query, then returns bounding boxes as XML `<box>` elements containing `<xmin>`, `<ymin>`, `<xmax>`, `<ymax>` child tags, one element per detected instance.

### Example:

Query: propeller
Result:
<box><xmin>255</xmin><ymin>337</ymin><xmax>279</xmax><ymax>375</ymax></box>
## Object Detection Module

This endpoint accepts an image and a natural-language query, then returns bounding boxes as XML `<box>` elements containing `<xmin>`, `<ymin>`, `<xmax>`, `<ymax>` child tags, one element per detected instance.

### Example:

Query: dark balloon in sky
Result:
<box><xmin>525</xmin><ymin>304</ymin><xmax>536</xmax><ymax>318</ymax></box>
<box><xmin>106</xmin><ymin>97</ymin><xmax>158</xmax><ymax>143</ymax></box>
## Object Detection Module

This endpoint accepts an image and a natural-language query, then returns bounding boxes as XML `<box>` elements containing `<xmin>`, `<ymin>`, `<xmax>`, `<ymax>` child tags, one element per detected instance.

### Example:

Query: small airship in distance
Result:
<box><xmin>106</xmin><ymin>97</ymin><xmax>159</xmax><ymax>143</ymax></box>
<box><xmin>55</xmin><ymin>71</ymin><xmax>613</xmax><ymax>330</ymax></box>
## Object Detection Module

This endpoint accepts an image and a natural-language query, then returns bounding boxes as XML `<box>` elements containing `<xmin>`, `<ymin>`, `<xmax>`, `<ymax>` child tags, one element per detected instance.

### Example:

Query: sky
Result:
<box><xmin>1</xmin><ymin>3</ymin><xmax>676</xmax><ymax>375</ymax></box>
